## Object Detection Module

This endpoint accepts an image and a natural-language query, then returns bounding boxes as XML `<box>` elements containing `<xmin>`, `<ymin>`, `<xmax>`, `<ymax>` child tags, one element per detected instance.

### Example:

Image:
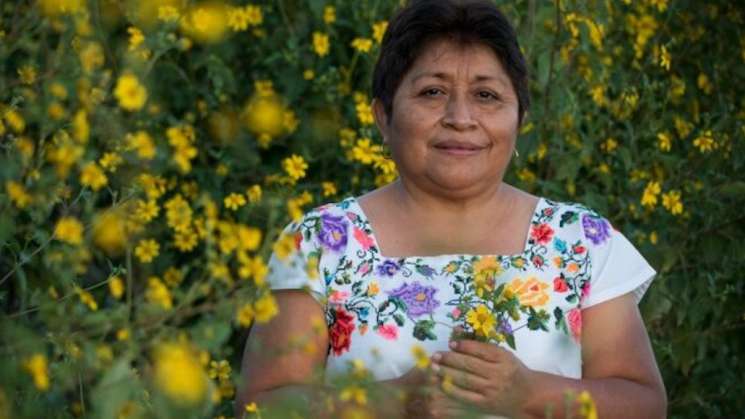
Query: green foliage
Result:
<box><xmin>0</xmin><ymin>0</ymin><xmax>743</xmax><ymax>418</ymax></box>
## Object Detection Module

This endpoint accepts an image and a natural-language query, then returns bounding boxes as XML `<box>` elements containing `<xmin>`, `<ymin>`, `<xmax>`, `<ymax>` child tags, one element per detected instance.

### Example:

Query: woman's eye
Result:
<box><xmin>421</xmin><ymin>88</ymin><xmax>443</xmax><ymax>97</ymax></box>
<box><xmin>477</xmin><ymin>91</ymin><xmax>499</xmax><ymax>101</ymax></box>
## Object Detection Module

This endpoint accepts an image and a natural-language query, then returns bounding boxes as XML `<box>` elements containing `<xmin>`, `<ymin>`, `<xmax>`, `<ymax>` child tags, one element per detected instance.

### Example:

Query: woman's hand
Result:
<box><xmin>387</xmin><ymin>366</ymin><xmax>471</xmax><ymax>419</ymax></box>
<box><xmin>429</xmin><ymin>339</ymin><xmax>536</xmax><ymax>419</ymax></box>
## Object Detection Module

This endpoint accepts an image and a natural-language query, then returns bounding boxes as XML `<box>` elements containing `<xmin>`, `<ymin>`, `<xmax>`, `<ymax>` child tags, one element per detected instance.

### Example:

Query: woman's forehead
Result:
<box><xmin>405</xmin><ymin>39</ymin><xmax>511</xmax><ymax>86</ymax></box>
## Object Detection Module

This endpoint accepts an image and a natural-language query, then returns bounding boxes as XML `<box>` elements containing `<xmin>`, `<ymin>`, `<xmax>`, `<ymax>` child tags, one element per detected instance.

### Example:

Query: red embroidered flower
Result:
<box><xmin>530</xmin><ymin>223</ymin><xmax>554</xmax><ymax>245</ymax></box>
<box><xmin>294</xmin><ymin>231</ymin><xmax>302</xmax><ymax>250</ymax></box>
<box><xmin>542</xmin><ymin>207</ymin><xmax>554</xmax><ymax>217</ymax></box>
<box><xmin>573</xmin><ymin>245</ymin><xmax>586</xmax><ymax>254</ymax></box>
<box><xmin>329</xmin><ymin>308</ymin><xmax>355</xmax><ymax>356</ymax></box>
<box><xmin>553</xmin><ymin>277</ymin><xmax>569</xmax><ymax>292</ymax></box>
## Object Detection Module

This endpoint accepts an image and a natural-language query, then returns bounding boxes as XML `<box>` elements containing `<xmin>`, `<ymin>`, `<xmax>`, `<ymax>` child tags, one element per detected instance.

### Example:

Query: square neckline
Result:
<box><xmin>347</xmin><ymin>195</ymin><xmax>546</xmax><ymax>261</ymax></box>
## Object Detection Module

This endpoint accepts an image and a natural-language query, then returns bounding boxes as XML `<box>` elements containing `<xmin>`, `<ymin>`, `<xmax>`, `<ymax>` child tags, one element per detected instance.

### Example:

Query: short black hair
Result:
<box><xmin>372</xmin><ymin>0</ymin><xmax>530</xmax><ymax>125</ymax></box>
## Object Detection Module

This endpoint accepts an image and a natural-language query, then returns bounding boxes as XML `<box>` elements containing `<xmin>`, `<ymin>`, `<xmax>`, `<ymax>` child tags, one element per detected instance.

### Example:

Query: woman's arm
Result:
<box><xmin>233</xmin><ymin>290</ymin><xmax>422</xmax><ymax>418</ymax></box>
<box><xmin>521</xmin><ymin>292</ymin><xmax>667</xmax><ymax>419</ymax></box>
<box><xmin>234</xmin><ymin>290</ymin><xmax>329</xmax><ymax>418</ymax></box>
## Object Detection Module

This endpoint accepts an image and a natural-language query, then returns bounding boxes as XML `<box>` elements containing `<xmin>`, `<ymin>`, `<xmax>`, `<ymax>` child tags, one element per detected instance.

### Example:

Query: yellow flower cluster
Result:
<box><xmin>235</xmin><ymin>292</ymin><xmax>279</xmax><ymax>327</ymax></box>
<box><xmin>312</xmin><ymin>32</ymin><xmax>330</xmax><ymax>57</ymax></box>
<box><xmin>54</xmin><ymin>216</ymin><xmax>84</xmax><ymax>245</ymax></box>
<box><xmin>167</xmin><ymin>125</ymin><xmax>198</xmax><ymax>173</ymax></box>
<box><xmin>23</xmin><ymin>354</ymin><xmax>50</xmax><ymax>391</ymax></box>
<box><xmin>146</xmin><ymin>276</ymin><xmax>173</xmax><ymax>309</ymax></box>
<box><xmin>228</xmin><ymin>5</ymin><xmax>262</xmax><ymax>31</ymax></box>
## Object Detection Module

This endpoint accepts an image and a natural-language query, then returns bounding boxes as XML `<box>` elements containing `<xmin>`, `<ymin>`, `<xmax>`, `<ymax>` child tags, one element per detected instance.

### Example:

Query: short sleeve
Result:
<box><xmin>265</xmin><ymin>216</ymin><xmax>326</xmax><ymax>306</ymax></box>
<box><xmin>583</xmin><ymin>219</ymin><xmax>656</xmax><ymax>309</ymax></box>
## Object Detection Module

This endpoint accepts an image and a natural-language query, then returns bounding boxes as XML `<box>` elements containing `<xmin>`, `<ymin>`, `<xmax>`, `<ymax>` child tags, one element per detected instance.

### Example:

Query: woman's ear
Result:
<box><xmin>371</xmin><ymin>98</ymin><xmax>389</xmax><ymax>144</ymax></box>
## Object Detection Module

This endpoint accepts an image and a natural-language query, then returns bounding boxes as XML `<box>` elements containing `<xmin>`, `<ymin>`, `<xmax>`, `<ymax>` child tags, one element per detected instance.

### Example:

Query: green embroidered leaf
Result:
<box><xmin>554</xmin><ymin>306</ymin><xmax>568</xmax><ymax>334</ymax></box>
<box><xmin>505</xmin><ymin>333</ymin><xmax>517</xmax><ymax>350</ymax></box>
<box><xmin>560</xmin><ymin>211</ymin><xmax>578</xmax><ymax>227</ymax></box>
<box><xmin>565</xmin><ymin>293</ymin><xmax>578</xmax><ymax>304</ymax></box>
<box><xmin>393</xmin><ymin>313</ymin><xmax>405</xmax><ymax>327</ymax></box>
<box><xmin>413</xmin><ymin>320</ymin><xmax>437</xmax><ymax>341</ymax></box>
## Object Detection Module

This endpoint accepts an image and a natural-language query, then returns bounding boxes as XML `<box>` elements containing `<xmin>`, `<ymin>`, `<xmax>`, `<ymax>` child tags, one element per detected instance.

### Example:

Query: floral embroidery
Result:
<box><xmin>275</xmin><ymin>197</ymin><xmax>618</xmax><ymax>357</ymax></box>
<box><xmin>387</xmin><ymin>282</ymin><xmax>441</xmax><ymax>318</ymax></box>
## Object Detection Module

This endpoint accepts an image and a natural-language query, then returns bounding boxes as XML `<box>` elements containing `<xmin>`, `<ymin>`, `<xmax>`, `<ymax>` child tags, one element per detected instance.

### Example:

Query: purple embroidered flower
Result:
<box><xmin>387</xmin><ymin>282</ymin><xmax>440</xmax><ymax>318</ymax></box>
<box><xmin>377</xmin><ymin>260</ymin><xmax>400</xmax><ymax>276</ymax></box>
<box><xmin>498</xmin><ymin>318</ymin><xmax>513</xmax><ymax>335</ymax></box>
<box><xmin>319</xmin><ymin>213</ymin><xmax>348</xmax><ymax>251</ymax></box>
<box><xmin>582</xmin><ymin>214</ymin><xmax>611</xmax><ymax>245</ymax></box>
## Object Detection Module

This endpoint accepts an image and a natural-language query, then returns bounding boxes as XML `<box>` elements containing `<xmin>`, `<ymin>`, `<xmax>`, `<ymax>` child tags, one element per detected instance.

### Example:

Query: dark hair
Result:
<box><xmin>372</xmin><ymin>0</ymin><xmax>530</xmax><ymax>125</ymax></box>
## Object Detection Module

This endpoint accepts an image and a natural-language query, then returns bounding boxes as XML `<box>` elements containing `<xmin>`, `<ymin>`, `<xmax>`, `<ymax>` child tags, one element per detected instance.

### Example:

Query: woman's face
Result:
<box><xmin>374</xmin><ymin>37</ymin><xmax>520</xmax><ymax>197</ymax></box>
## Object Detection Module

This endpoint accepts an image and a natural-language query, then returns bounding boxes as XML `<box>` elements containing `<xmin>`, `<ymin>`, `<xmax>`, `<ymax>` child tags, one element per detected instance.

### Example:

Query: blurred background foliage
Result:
<box><xmin>0</xmin><ymin>0</ymin><xmax>743</xmax><ymax>418</ymax></box>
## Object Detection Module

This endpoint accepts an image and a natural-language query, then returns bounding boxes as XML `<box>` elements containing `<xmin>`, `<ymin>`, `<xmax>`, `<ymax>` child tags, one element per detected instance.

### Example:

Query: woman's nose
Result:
<box><xmin>441</xmin><ymin>93</ymin><xmax>477</xmax><ymax>130</ymax></box>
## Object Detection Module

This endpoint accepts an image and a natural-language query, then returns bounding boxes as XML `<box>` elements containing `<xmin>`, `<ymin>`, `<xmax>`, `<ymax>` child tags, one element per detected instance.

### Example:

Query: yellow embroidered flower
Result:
<box><xmin>504</xmin><ymin>277</ymin><xmax>550</xmax><ymax>307</ymax></box>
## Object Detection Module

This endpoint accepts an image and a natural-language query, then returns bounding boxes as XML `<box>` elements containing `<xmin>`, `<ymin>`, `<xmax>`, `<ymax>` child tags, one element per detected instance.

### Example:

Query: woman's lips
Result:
<box><xmin>433</xmin><ymin>144</ymin><xmax>486</xmax><ymax>156</ymax></box>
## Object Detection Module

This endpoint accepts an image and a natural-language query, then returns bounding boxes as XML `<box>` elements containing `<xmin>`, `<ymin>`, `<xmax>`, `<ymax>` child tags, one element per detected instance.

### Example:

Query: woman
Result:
<box><xmin>236</xmin><ymin>1</ymin><xmax>667</xmax><ymax>418</ymax></box>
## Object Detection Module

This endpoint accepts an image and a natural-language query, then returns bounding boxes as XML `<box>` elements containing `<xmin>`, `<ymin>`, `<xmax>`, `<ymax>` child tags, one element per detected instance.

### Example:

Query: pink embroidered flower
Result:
<box><xmin>329</xmin><ymin>290</ymin><xmax>350</xmax><ymax>303</ymax></box>
<box><xmin>530</xmin><ymin>223</ymin><xmax>554</xmax><ymax>245</ymax></box>
<box><xmin>451</xmin><ymin>307</ymin><xmax>462</xmax><ymax>319</ymax></box>
<box><xmin>567</xmin><ymin>308</ymin><xmax>582</xmax><ymax>343</ymax></box>
<box><xmin>346</xmin><ymin>211</ymin><xmax>359</xmax><ymax>222</ymax></box>
<box><xmin>377</xmin><ymin>323</ymin><xmax>399</xmax><ymax>340</ymax></box>
<box><xmin>573</xmin><ymin>244</ymin><xmax>586</xmax><ymax>254</ymax></box>
<box><xmin>358</xmin><ymin>262</ymin><xmax>371</xmax><ymax>276</ymax></box>
<box><xmin>353</xmin><ymin>227</ymin><xmax>374</xmax><ymax>250</ymax></box>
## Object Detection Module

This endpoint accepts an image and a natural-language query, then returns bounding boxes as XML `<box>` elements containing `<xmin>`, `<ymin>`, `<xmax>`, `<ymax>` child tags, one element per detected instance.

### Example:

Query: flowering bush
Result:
<box><xmin>0</xmin><ymin>0</ymin><xmax>743</xmax><ymax>418</ymax></box>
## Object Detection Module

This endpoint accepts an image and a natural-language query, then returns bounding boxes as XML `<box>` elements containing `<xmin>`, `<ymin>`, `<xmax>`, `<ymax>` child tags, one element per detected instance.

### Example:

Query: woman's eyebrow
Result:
<box><xmin>410</xmin><ymin>71</ymin><xmax>508</xmax><ymax>86</ymax></box>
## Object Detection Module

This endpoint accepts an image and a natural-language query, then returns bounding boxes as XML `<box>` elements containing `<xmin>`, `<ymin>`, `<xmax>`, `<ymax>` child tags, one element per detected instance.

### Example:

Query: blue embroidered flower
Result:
<box><xmin>377</xmin><ymin>260</ymin><xmax>400</xmax><ymax>276</ymax></box>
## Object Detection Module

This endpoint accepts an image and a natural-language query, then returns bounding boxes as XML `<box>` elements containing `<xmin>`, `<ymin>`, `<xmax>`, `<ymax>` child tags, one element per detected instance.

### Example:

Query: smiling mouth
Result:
<box><xmin>433</xmin><ymin>143</ymin><xmax>486</xmax><ymax>155</ymax></box>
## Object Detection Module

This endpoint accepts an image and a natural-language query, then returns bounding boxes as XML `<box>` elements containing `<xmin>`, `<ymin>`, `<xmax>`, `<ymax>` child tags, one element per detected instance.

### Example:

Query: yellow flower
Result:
<box><xmin>465</xmin><ymin>304</ymin><xmax>496</xmax><ymax>337</ymax></box>
<box><xmin>242</xmin><ymin>92</ymin><xmax>285</xmax><ymax>141</ymax></box>
<box><xmin>6</xmin><ymin>181</ymin><xmax>32</xmax><ymax>208</ymax></box>
<box><xmin>55</xmin><ymin>216</ymin><xmax>84</xmax><ymax>245</ymax></box>
<box><xmin>472</xmin><ymin>256</ymin><xmax>502</xmax><ymax>297</ymax></box>
<box><xmin>372</xmin><ymin>21</ymin><xmax>388</xmax><ymax>43</ymax></box>
<box><xmin>649</xmin><ymin>231</ymin><xmax>659</xmax><ymax>245</ymax></box>
<box><xmin>146</xmin><ymin>276</ymin><xmax>172</xmax><ymax>309</ymax></box>
<box><xmin>303</xmin><ymin>69</ymin><xmax>315</xmax><ymax>80</ymax></box>
<box><xmin>693</xmin><ymin>130</ymin><xmax>716</xmax><ymax>153</ymax></box>
<box><xmin>23</xmin><ymin>354</ymin><xmax>50</xmax><ymax>391</ymax></box>
<box><xmin>127</xmin><ymin>26</ymin><xmax>145</xmax><ymax>50</ymax></box>
<box><xmin>641</xmin><ymin>181</ymin><xmax>661</xmax><ymax>208</ymax></box>
<box><xmin>99</xmin><ymin>152</ymin><xmax>123</xmax><ymax>172</ymax></box>
<box><xmin>254</xmin><ymin>293</ymin><xmax>279</xmax><ymax>323</ymax></box>
<box><xmin>661</xmin><ymin>190</ymin><xmax>683</xmax><ymax>215</ymax></box>
<box><xmin>246</xmin><ymin>184</ymin><xmax>262</xmax><ymax>203</ymax></box>
<box><xmin>93</xmin><ymin>209</ymin><xmax>129</xmax><ymax>255</ymax></box>
<box><xmin>152</xmin><ymin>342</ymin><xmax>208</xmax><ymax>404</ymax></box>
<box><xmin>126</xmin><ymin>130</ymin><xmax>156</xmax><ymax>160</ymax></box>
<box><xmin>312</xmin><ymin>32</ymin><xmax>330</xmax><ymax>57</ymax></box>
<box><xmin>116</xmin><ymin>328</ymin><xmax>130</xmax><ymax>341</ymax></box>
<box><xmin>659</xmin><ymin>45</ymin><xmax>671</xmax><ymax>71</ymax></box>
<box><xmin>411</xmin><ymin>345</ymin><xmax>429</xmax><ymax>369</ymax></box>
<box><xmin>351</xmin><ymin>37</ymin><xmax>373</xmax><ymax>53</ymax></box>
<box><xmin>600</xmin><ymin>137</ymin><xmax>618</xmax><ymax>153</ymax></box>
<box><xmin>237</xmin><ymin>225</ymin><xmax>262</xmax><ymax>251</ymax></box>
<box><xmin>657</xmin><ymin>132</ymin><xmax>672</xmax><ymax>152</ymax></box>
<box><xmin>674</xmin><ymin>116</ymin><xmax>693</xmax><ymax>139</ymax></box>
<box><xmin>355</xmin><ymin>101</ymin><xmax>374</xmax><ymax>125</ymax></box>
<box><xmin>228</xmin><ymin>5</ymin><xmax>263</xmax><ymax>31</ymax></box>
<box><xmin>283</xmin><ymin>154</ymin><xmax>309</xmax><ymax>181</ymax></box>
<box><xmin>3</xmin><ymin>108</ymin><xmax>26</xmax><ymax>133</ymax></box>
<box><xmin>114</xmin><ymin>73</ymin><xmax>147</xmax><ymax>111</ymax></box>
<box><xmin>164</xmin><ymin>194</ymin><xmax>193</xmax><ymax>232</ymax></box>
<box><xmin>236</xmin><ymin>303</ymin><xmax>254</xmax><ymax>327</ymax></box>
<box><xmin>135</xmin><ymin>239</ymin><xmax>160</xmax><ymax>263</ymax></box>
<box><xmin>239</xmin><ymin>255</ymin><xmax>268</xmax><ymax>285</ymax></box>
<box><xmin>80</xmin><ymin>162</ymin><xmax>108</xmax><ymax>191</ymax></box>
<box><xmin>224</xmin><ymin>193</ymin><xmax>246</xmax><ymax>210</ymax></box>
<box><xmin>577</xmin><ymin>390</ymin><xmax>598</xmax><ymax>419</ymax></box>
<box><xmin>323</xmin><ymin>6</ymin><xmax>336</xmax><ymax>25</ymax></box>
<box><xmin>78</xmin><ymin>42</ymin><xmax>104</xmax><ymax>73</ymax></box>
<box><xmin>109</xmin><ymin>276</ymin><xmax>124</xmax><ymax>299</ymax></box>
<box><xmin>273</xmin><ymin>232</ymin><xmax>296</xmax><ymax>261</ymax></box>
<box><xmin>134</xmin><ymin>199</ymin><xmax>160</xmax><ymax>223</ymax></box>
<box><xmin>339</xmin><ymin>385</ymin><xmax>367</xmax><ymax>406</ymax></box>
<box><xmin>697</xmin><ymin>72</ymin><xmax>712</xmax><ymax>94</ymax></box>
<box><xmin>182</xmin><ymin>3</ymin><xmax>229</xmax><ymax>44</ymax></box>
<box><xmin>209</xmin><ymin>360</ymin><xmax>231</xmax><ymax>381</ymax></box>
<box><xmin>18</xmin><ymin>64</ymin><xmax>37</xmax><ymax>85</ymax></box>
<box><xmin>505</xmin><ymin>277</ymin><xmax>550</xmax><ymax>307</ymax></box>
<box><xmin>158</xmin><ymin>5</ymin><xmax>181</xmax><ymax>22</ymax></box>
<box><xmin>76</xmin><ymin>287</ymin><xmax>98</xmax><ymax>311</ymax></box>
<box><xmin>322</xmin><ymin>181</ymin><xmax>337</xmax><ymax>197</ymax></box>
